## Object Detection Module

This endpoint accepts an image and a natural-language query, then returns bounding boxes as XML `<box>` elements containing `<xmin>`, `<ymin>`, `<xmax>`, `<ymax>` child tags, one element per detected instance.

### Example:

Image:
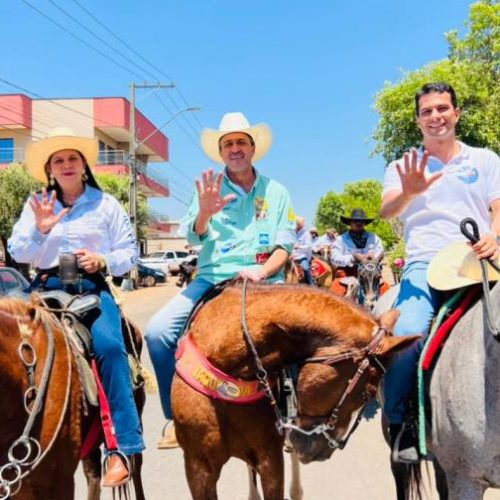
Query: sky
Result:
<box><xmin>1</xmin><ymin>0</ymin><xmax>474</xmax><ymax>225</ymax></box>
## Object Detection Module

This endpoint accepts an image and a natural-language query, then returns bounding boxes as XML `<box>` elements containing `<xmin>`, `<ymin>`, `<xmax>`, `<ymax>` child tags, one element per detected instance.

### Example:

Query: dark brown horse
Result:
<box><xmin>0</xmin><ymin>297</ymin><xmax>145</xmax><ymax>500</ymax></box>
<box><xmin>172</xmin><ymin>283</ymin><xmax>418</xmax><ymax>499</ymax></box>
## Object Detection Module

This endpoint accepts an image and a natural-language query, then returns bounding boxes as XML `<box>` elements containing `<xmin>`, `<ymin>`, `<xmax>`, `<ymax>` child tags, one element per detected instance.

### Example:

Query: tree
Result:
<box><xmin>0</xmin><ymin>164</ymin><xmax>41</xmax><ymax>264</ymax></box>
<box><xmin>315</xmin><ymin>179</ymin><xmax>398</xmax><ymax>248</ymax></box>
<box><xmin>372</xmin><ymin>0</ymin><xmax>499</xmax><ymax>163</ymax></box>
<box><xmin>95</xmin><ymin>173</ymin><xmax>149</xmax><ymax>241</ymax></box>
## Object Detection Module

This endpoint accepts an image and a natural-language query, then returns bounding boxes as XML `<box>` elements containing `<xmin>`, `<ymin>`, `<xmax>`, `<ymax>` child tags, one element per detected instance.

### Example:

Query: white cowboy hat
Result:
<box><xmin>25</xmin><ymin>127</ymin><xmax>99</xmax><ymax>183</ymax></box>
<box><xmin>427</xmin><ymin>241</ymin><xmax>500</xmax><ymax>291</ymax></box>
<box><xmin>201</xmin><ymin>112</ymin><xmax>272</xmax><ymax>165</ymax></box>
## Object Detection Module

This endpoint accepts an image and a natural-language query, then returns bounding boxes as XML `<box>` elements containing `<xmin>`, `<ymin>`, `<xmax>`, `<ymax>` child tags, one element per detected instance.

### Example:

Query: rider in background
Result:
<box><xmin>330</xmin><ymin>208</ymin><xmax>384</xmax><ymax>296</ymax></box>
<box><xmin>314</xmin><ymin>227</ymin><xmax>338</xmax><ymax>260</ymax></box>
<box><xmin>380</xmin><ymin>82</ymin><xmax>500</xmax><ymax>463</ymax></box>
<box><xmin>145</xmin><ymin>112</ymin><xmax>296</xmax><ymax>449</ymax></box>
<box><xmin>292</xmin><ymin>216</ymin><xmax>314</xmax><ymax>285</ymax></box>
<box><xmin>8</xmin><ymin>128</ymin><xmax>144</xmax><ymax>487</ymax></box>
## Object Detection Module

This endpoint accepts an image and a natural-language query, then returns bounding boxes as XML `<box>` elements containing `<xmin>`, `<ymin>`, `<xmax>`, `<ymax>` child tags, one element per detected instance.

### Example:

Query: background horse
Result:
<box><xmin>357</xmin><ymin>259</ymin><xmax>388</xmax><ymax>310</ymax></box>
<box><xmin>0</xmin><ymin>297</ymin><xmax>145</xmax><ymax>500</ymax></box>
<box><xmin>172</xmin><ymin>283</ymin><xmax>419</xmax><ymax>499</ymax></box>
<box><xmin>426</xmin><ymin>280</ymin><xmax>500</xmax><ymax>499</ymax></box>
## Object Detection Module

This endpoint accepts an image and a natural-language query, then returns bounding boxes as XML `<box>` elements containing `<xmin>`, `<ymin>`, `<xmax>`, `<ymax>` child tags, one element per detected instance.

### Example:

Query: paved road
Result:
<box><xmin>75</xmin><ymin>281</ymin><xmax>500</xmax><ymax>499</ymax></box>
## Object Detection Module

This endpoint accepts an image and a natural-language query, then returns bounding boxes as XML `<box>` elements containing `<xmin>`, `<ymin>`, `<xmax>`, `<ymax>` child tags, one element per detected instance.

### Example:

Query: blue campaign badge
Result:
<box><xmin>259</xmin><ymin>233</ymin><xmax>270</xmax><ymax>245</ymax></box>
<box><xmin>456</xmin><ymin>165</ymin><xmax>479</xmax><ymax>184</ymax></box>
<box><xmin>220</xmin><ymin>242</ymin><xmax>236</xmax><ymax>254</ymax></box>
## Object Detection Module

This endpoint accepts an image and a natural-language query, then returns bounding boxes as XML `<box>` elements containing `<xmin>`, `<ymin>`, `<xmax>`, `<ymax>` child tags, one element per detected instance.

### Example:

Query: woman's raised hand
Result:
<box><xmin>29</xmin><ymin>188</ymin><xmax>69</xmax><ymax>234</ymax></box>
<box><xmin>196</xmin><ymin>169</ymin><xmax>236</xmax><ymax>217</ymax></box>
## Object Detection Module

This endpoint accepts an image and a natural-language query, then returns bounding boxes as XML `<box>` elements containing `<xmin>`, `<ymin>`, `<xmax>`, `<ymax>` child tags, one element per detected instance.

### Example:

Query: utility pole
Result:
<box><xmin>124</xmin><ymin>81</ymin><xmax>174</xmax><ymax>290</ymax></box>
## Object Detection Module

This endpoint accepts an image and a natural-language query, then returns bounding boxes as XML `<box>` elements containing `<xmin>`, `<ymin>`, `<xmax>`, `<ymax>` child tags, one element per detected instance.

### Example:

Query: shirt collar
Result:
<box><xmin>223</xmin><ymin>166</ymin><xmax>260</xmax><ymax>196</ymax></box>
<box><xmin>418</xmin><ymin>141</ymin><xmax>469</xmax><ymax>164</ymax></box>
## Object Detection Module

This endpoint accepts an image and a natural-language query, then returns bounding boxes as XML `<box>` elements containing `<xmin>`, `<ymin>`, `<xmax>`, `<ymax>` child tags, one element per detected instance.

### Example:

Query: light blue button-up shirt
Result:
<box><xmin>8</xmin><ymin>186</ymin><xmax>137</xmax><ymax>276</ymax></box>
<box><xmin>179</xmin><ymin>168</ymin><xmax>296</xmax><ymax>284</ymax></box>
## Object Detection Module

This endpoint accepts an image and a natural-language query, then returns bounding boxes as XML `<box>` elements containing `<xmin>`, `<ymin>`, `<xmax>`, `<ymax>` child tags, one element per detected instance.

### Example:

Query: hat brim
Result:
<box><xmin>427</xmin><ymin>241</ymin><xmax>500</xmax><ymax>291</ymax></box>
<box><xmin>201</xmin><ymin>123</ymin><xmax>272</xmax><ymax>165</ymax></box>
<box><xmin>340</xmin><ymin>216</ymin><xmax>374</xmax><ymax>225</ymax></box>
<box><xmin>25</xmin><ymin>136</ymin><xmax>99</xmax><ymax>183</ymax></box>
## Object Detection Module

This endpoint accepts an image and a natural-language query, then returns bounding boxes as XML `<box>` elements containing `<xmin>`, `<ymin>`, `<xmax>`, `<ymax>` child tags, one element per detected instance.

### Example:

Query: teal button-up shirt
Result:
<box><xmin>180</xmin><ymin>168</ymin><xmax>296</xmax><ymax>284</ymax></box>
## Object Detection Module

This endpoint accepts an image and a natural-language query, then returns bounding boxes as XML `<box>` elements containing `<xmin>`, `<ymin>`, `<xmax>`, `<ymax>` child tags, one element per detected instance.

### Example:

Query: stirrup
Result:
<box><xmin>103</xmin><ymin>450</ymin><xmax>131</xmax><ymax>487</ymax></box>
<box><xmin>391</xmin><ymin>423</ymin><xmax>420</xmax><ymax>465</ymax></box>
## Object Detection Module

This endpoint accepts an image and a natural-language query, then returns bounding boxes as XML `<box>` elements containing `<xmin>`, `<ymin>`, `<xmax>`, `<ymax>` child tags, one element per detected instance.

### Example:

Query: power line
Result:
<box><xmin>168</xmin><ymin>160</ymin><xmax>197</xmax><ymax>185</ymax></box>
<box><xmin>154</xmin><ymin>93</ymin><xmax>205</xmax><ymax>154</ymax></box>
<box><xmin>0</xmin><ymin>123</ymin><xmax>43</xmax><ymax>140</ymax></box>
<box><xmin>20</xmin><ymin>0</ymin><xmax>144</xmax><ymax>80</ymax></box>
<box><xmin>47</xmin><ymin>0</ymin><xmax>161</xmax><ymax>83</ymax></box>
<box><xmin>0</xmin><ymin>102</ymin><xmax>59</xmax><ymax>130</ymax></box>
<box><xmin>0</xmin><ymin>77</ymin><xmax>126</xmax><ymax>128</ymax></box>
<box><xmin>70</xmin><ymin>0</ymin><xmax>204</xmax><ymax>131</ymax></box>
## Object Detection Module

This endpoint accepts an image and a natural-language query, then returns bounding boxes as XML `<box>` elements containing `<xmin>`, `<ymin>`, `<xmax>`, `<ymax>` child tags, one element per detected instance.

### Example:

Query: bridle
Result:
<box><xmin>240</xmin><ymin>278</ymin><xmax>387</xmax><ymax>450</ymax></box>
<box><xmin>358</xmin><ymin>261</ymin><xmax>382</xmax><ymax>306</ymax></box>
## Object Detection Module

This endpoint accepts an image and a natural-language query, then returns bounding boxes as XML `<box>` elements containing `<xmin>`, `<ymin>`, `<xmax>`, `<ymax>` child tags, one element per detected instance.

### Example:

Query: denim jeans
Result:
<box><xmin>382</xmin><ymin>261</ymin><xmax>442</xmax><ymax>424</ymax></box>
<box><xmin>145</xmin><ymin>277</ymin><xmax>215</xmax><ymax>419</ymax></box>
<box><xmin>31</xmin><ymin>274</ymin><xmax>145</xmax><ymax>455</ymax></box>
<box><xmin>296</xmin><ymin>257</ymin><xmax>314</xmax><ymax>285</ymax></box>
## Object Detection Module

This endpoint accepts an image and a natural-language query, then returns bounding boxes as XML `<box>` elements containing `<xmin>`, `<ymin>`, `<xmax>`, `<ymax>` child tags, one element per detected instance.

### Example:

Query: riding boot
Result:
<box><xmin>102</xmin><ymin>454</ymin><xmax>130</xmax><ymax>487</ymax></box>
<box><xmin>389</xmin><ymin>423</ymin><xmax>420</xmax><ymax>464</ymax></box>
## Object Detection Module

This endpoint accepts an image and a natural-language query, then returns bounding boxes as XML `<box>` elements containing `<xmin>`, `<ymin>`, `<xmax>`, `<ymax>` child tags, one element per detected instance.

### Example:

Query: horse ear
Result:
<box><xmin>376</xmin><ymin>334</ymin><xmax>421</xmax><ymax>360</ymax></box>
<box><xmin>377</xmin><ymin>309</ymin><xmax>400</xmax><ymax>333</ymax></box>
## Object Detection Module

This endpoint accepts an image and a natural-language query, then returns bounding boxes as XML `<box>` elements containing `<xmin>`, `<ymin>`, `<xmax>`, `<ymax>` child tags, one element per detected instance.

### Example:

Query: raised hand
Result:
<box><xmin>29</xmin><ymin>188</ymin><xmax>69</xmax><ymax>234</ymax></box>
<box><xmin>195</xmin><ymin>169</ymin><xmax>236</xmax><ymax>217</ymax></box>
<box><xmin>396</xmin><ymin>149</ymin><xmax>443</xmax><ymax>198</ymax></box>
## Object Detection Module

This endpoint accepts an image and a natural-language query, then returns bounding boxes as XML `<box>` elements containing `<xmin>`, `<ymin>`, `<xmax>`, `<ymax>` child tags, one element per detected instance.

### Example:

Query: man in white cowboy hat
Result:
<box><xmin>145</xmin><ymin>112</ymin><xmax>296</xmax><ymax>448</ymax></box>
<box><xmin>330</xmin><ymin>208</ymin><xmax>384</xmax><ymax>296</ymax></box>
<box><xmin>380</xmin><ymin>82</ymin><xmax>500</xmax><ymax>463</ymax></box>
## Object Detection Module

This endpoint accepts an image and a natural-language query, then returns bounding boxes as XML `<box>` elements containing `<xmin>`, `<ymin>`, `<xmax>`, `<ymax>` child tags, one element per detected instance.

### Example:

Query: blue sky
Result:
<box><xmin>1</xmin><ymin>0</ymin><xmax>473</xmax><ymax>225</ymax></box>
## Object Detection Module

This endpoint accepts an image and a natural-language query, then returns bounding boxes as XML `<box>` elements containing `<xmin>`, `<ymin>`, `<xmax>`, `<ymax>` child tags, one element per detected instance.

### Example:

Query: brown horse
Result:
<box><xmin>172</xmin><ymin>283</ymin><xmax>418</xmax><ymax>499</ymax></box>
<box><xmin>0</xmin><ymin>297</ymin><xmax>145</xmax><ymax>500</ymax></box>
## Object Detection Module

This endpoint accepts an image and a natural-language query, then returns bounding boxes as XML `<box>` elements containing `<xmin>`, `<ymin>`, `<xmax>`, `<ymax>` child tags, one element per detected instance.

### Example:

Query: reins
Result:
<box><xmin>0</xmin><ymin>306</ymin><xmax>73</xmax><ymax>499</ymax></box>
<box><xmin>240</xmin><ymin>277</ymin><xmax>386</xmax><ymax>450</ymax></box>
<box><xmin>460</xmin><ymin>218</ymin><xmax>500</xmax><ymax>341</ymax></box>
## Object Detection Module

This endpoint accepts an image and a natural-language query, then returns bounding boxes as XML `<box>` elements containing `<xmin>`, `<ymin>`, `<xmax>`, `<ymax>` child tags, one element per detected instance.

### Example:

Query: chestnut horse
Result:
<box><xmin>172</xmin><ymin>282</ymin><xmax>418</xmax><ymax>499</ymax></box>
<box><xmin>0</xmin><ymin>297</ymin><xmax>145</xmax><ymax>500</ymax></box>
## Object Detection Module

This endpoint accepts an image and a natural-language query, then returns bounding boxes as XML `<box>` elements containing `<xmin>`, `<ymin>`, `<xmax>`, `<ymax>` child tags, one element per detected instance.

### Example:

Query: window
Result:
<box><xmin>0</xmin><ymin>270</ymin><xmax>21</xmax><ymax>292</ymax></box>
<box><xmin>0</xmin><ymin>138</ymin><xmax>14</xmax><ymax>163</ymax></box>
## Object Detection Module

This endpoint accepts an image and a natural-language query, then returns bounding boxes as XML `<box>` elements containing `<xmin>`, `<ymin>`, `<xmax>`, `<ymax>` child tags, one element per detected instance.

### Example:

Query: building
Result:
<box><xmin>0</xmin><ymin>93</ymin><xmax>173</xmax><ymax>253</ymax></box>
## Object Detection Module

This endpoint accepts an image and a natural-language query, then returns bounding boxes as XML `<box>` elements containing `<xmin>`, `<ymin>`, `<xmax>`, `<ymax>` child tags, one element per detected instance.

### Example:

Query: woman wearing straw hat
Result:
<box><xmin>145</xmin><ymin>112</ymin><xmax>296</xmax><ymax>448</ymax></box>
<box><xmin>8</xmin><ymin>128</ymin><xmax>144</xmax><ymax>487</ymax></box>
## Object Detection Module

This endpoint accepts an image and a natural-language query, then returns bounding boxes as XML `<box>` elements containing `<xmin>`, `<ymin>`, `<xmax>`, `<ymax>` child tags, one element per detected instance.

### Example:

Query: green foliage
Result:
<box><xmin>0</xmin><ymin>164</ymin><xmax>41</xmax><ymax>241</ymax></box>
<box><xmin>95</xmin><ymin>173</ymin><xmax>149</xmax><ymax>241</ymax></box>
<box><xmin>373</xmin><ymin>0</ymin><xmax>500</xmax><ymax>162</ymax></box>
<box><xmin>315</xmin><ymin>179</ymin><xmax>398</xmax><ymax>249</ymax></box>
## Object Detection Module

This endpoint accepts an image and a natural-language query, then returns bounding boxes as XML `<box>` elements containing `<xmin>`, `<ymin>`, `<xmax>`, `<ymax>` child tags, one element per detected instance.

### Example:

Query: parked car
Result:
<box><xmin>112</xmin><ymin>263</ymin><xmax>167</xmax><ymax>288</ymax></box>
<box><xmin>0</xmin><ymin>267</ymin><xmax>30</xmax><ymax>296</ymax></box>
<box><xmin>137</xmin><ymin>263</ymin><xmax>167</xmax><ymax>287</ymax></box>
<box><xmin>139</xmin><ymin>250</ymin><xmax>190</xmax><ymax>276</ymax></box>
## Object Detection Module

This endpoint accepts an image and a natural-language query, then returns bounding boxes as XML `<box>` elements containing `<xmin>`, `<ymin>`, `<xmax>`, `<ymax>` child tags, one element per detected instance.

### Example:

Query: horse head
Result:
<box><xmin>357</xmin><ymin>260</ymin><xmax>383</xmax><ymax>310</ymax></box>
<box><xmin>288</xmin><ymin>309</ymin><xmax>419</xmax><ymax>463</ymax></box>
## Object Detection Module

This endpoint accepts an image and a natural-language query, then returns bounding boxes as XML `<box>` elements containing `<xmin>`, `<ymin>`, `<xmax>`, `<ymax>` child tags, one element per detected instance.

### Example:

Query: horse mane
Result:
<box><xmin>0</xmin><ymin>296</ymin><xmax>54</xmax><ymax>332</ymax></box>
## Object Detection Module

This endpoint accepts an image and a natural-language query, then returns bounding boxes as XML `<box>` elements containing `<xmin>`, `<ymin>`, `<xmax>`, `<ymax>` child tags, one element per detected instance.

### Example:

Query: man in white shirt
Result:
<box><xmin>381</xmin><ymin>82</ymin><xmax>500</xmax><ymax>463</ymax></box>
<box><xmin>292</xmin><ymin>216</ymin><xmax>313</xmax><ymax>284</ymax></box>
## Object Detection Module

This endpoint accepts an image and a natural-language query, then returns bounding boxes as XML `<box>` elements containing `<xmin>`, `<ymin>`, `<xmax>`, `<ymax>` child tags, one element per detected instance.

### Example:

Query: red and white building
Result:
<box><xmin>0</xmin><ymin>93</ymin><xmax>175</xmax><ymax>249</ymax></box>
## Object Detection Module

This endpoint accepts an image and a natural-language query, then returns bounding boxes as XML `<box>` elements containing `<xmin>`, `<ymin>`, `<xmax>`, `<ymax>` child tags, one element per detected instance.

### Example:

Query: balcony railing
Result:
<box><xmin>97</xmin><ymin>149</ymin><xmax>128</xmax><ymax>166</ymax></box>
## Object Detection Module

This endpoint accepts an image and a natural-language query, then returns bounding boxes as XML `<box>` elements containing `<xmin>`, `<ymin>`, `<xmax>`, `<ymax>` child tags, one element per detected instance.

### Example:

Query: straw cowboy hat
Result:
<box><xmin>427</xmin><ymin>241</ymin><xmax>500</xmax><ymax>291</ymax></box>
<box><xmin>340</xmin><ymin>208</ymin><xmax>374</xmax><ymax>225</ymax></box>
<box><xmin>25</xmin><ymin>127</ymin><xmax>99</xmax><ymax>183</ymax></box>
<box><xmin>201</xmin><ymin>112</ymin><xmax>272</xmax><ymax>165</ymax></box>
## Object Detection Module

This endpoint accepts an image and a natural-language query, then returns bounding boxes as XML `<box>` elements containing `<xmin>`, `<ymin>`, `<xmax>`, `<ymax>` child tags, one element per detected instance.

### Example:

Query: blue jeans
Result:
<box><xmin>31</xmin><ymin>274</ymin><xmax>145</xmax><ymax>455</ymax></box>
<box><xmin>145</xmin><ymin>277</ymin><xmax>215</xmax><ymax>419</ymax></box>
<box><xmin>383</xmin><ymin>261</ymin><xmax>442</xmax><ymax>424</ymax></box>
<box><xmin>296</xmin><ymin>257</ymin><xmax>314</xmax><ymax>285</ymax></box>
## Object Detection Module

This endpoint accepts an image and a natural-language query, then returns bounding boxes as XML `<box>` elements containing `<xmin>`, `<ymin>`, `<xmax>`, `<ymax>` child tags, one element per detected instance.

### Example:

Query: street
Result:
<box><xmin>74</xmin><ymin>282</ymin><xmax>499</xmax><ymax>500</ymax></box>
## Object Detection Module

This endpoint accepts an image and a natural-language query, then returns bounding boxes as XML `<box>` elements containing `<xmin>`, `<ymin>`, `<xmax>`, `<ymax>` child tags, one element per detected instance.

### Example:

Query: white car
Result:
<box><xmin>139</xmin><ymin>250</ymin><xmax>190</xmax><ymax>275</ymax></box>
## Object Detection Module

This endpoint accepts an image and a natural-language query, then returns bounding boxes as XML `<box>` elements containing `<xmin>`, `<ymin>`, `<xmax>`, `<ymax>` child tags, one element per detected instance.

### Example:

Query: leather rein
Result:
<box><xmin>240</xmin><ymin>277</ymin><xmax>387</xmax><ymax>450</ymax></box>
